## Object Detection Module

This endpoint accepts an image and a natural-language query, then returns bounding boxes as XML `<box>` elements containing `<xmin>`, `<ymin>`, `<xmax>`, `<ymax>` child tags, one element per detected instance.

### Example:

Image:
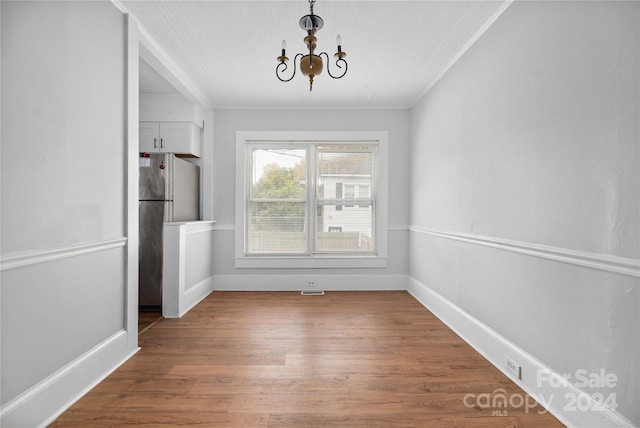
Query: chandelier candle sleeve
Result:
<box><xmin>278</xmin><ymin>40</ymin><xmax>288</xmax><ymax>64</ymax></box>
<box><xmin>275</xmin><ymin>0</ymin><xmax>348</xmax><ymax>91</ymax></box>
<box><xmin>335</xmin><ymin>34</ymin><xmax>345</xmax><ymax>59</ymax></box>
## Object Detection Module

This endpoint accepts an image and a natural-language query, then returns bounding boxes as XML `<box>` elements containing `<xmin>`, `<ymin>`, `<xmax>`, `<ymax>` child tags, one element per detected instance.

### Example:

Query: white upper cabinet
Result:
<box><xmin>139</xmin><ymin>94</ymin><xmax>204</xmax><ymax>157</ymax></box>
<box><xmin>140</xmin><ymin>122</ymin><xmax>201</xmax><ymax>157</ymax></box>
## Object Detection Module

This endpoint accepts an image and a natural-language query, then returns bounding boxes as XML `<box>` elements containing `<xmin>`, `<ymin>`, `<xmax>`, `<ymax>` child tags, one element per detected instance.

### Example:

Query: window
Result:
<box><xmin>236</xmin><ymin>131</ymin><xmax>388</xmax><ymax>269</ymax></box>
<box><xmin>315</xmin><ymin>146</ymin><xmax>375</xmax><ymax>253</ymax></box>
<box><xmin>248</xmin><ymin>147</ymin><xmax>308</xmax><ymax>254</ymax></box>
<box><xmin>247</xmin><ymin>143</ymin><xmax>375</xmax><ymax>254</ymax></box>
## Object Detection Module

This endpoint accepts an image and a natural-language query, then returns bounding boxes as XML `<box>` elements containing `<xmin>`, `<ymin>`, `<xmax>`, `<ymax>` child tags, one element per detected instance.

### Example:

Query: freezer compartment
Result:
<box><xmin>139</xmin><ymin>153</ymin><xmax>172</xmax><ymax>201</ymax></box>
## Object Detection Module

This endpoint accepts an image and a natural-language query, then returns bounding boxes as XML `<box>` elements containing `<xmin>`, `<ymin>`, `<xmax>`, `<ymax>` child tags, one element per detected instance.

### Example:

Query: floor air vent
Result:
<box><xmin>301</xmin><ymin>290</ymin><xmax>325</xmax><ymax>296</ymax></box>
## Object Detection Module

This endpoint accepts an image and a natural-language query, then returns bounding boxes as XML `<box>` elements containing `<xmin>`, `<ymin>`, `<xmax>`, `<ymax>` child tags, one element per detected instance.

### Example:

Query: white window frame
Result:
<box><xmin>235</xmin><ymin>131</ymin><xmax>388</xmax><ymax>269</ymax></box>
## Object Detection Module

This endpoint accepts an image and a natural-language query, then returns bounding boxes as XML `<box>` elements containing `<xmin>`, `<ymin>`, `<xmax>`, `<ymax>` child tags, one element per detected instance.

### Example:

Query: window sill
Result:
<box><xmin>234</xmin><ymin>256</ymin><xmax>388</xmax><ymax>269</ymax></box>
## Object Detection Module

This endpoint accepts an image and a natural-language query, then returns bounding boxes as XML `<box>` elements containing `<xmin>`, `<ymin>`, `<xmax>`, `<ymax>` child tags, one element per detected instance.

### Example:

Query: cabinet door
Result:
<box><xmin>160</xmin><ymin>122</ymin><xmax>193</xmax><ymax>154</ymax></box>
<box><xmin>140</xmin><ymin>122</ymin><xmax>160</xmax><ymax>153</ymax></box>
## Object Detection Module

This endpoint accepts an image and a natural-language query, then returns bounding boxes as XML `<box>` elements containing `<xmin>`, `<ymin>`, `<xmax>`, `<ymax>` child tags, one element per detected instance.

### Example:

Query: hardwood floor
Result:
<box><xmin>51</xmin><ymin>291</ymin><xmax>564</xmax><ymax>427</ymax></box>
<box><xmin>138</xmin><ymin>311</ymin><xmax>162</xmax><ymax>335</ymax></box>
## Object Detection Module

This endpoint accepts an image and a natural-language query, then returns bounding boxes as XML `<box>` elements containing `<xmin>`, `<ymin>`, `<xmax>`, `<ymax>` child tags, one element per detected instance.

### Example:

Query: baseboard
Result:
<box><xmin>0</xmin><ymin>330</ymin><xmax>138</xmax><ymax>428</ymax></box>
<box><xmin>407</xmin><ymin>277</ymin><xmax>636</xmax><ymax>428</ymax></box>
<box><xmin>212</xmin><ymin>273</ymin><xmax>408</xmax><ymax>291</ymax></box>
<box><xmin>182</xmin><ymin>275</ymin><xmax>215</xmax><ymax>316</ymax></box>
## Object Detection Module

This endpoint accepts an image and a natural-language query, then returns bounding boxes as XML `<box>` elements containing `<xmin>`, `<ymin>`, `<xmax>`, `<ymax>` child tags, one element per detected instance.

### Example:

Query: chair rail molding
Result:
<box><xmin>0</xmin><ymin>237</ymin><xmax>128</xmax><ymax>272</ymax></box>
<box><xmin>409</xmin><ymin>226</ymin><xmax>640</xmax><ymax>278</ymax></box>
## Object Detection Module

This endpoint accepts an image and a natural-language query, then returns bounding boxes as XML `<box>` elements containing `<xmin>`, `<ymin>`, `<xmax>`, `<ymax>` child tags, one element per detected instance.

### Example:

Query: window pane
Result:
<box><xmin>316</xmin><ymin>202</ymin><xmax>374</xmax><ymax>252</ymax></box>
<box><xmin>251</xmin><ymin>148</ymin><xmax>306</xmax><ymax>199</ymax></box>
<box><xmin>317</xmin><ymin>151</ymin><xmax>372</xmax><ymax>199</ymax></box>
<box><xmin>358</xmin><ymin>185</ymin><xmax>370</xmax><ymax>208</ymax></box>
<box><xmin>249</xmin><ymin>202</ymin><xmax>307</xmax><ymax>253</ymax></box>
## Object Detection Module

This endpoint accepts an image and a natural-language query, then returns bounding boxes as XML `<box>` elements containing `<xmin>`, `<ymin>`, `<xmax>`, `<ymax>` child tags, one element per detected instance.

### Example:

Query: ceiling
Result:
<box><xmin>121</xmin><ymin>0</ymin><xmax>510</xmax><ymax>110</ymax></box>
<box><xmin>139</xmin><ymin>57</ymin><xmax>180</xmax><ymax>95</ymax></box>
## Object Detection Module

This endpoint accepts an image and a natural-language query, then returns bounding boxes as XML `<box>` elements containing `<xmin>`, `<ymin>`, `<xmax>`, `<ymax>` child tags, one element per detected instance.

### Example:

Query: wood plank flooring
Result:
<box><xmin>51</xmin><ymin>291</ymin><xmax>564</xmax><ymax>427</ymax></box>
<box><xmin>138</xmin><ymin>311</ymin><xmax>162</xmax><ymax>335</ymax></box>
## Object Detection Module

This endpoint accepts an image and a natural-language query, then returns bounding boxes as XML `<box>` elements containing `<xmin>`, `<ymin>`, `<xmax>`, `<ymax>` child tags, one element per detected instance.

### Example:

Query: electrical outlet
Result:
<box><xmin>505</xmin><ymin>356</ymin><xmax>521</xmax><ymax>380</ymax></box>
<box><xmin>306</xmin><ymin>280</ymin><xmax>317</xmax><ymax>288</ymax></box>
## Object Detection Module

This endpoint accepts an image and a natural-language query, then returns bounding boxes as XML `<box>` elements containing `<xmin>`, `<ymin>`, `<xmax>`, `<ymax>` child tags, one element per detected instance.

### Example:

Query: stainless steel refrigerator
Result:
<box><xmin>139</xmin><ymin>153</ymin><xmax>200</xmax><ymax>310</ymax></box>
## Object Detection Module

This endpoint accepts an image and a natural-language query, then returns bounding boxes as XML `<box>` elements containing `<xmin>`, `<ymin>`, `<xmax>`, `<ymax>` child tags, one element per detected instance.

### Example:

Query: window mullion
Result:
<box><xmin>308</xmin><ymin>144</ymin><xmax>316</xmax><ymax>255</ymax></box>
<box><xmin>245</xmin><ymin>145</ymin><xmax>252</xmax><ymax>254</ymax></box>
<box><xmin>249</xmin><ymin>198</ymin><xmax>307</xmax><ymax>203</ymax></box>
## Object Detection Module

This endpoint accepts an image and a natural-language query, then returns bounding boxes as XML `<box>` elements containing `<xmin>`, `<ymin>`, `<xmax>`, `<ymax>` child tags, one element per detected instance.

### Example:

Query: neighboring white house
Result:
<box><xmin>319</xmin><ymin>175</ymin><xmax>373</xmax><ymax>251</ymax></box>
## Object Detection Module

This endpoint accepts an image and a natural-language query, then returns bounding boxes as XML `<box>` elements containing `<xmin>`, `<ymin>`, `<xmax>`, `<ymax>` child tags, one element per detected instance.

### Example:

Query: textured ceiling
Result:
<box><xmin>121</xmin><ymin>0</ymin><xmax>510</xmax><ymax>109</ymax></box>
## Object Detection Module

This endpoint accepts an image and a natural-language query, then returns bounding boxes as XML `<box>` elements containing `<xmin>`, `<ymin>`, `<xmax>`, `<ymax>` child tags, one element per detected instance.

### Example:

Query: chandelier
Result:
<box><xmin>276</xmin><ymin>0</ymin><xmax>347</xmax><ymax>91</ymax></box>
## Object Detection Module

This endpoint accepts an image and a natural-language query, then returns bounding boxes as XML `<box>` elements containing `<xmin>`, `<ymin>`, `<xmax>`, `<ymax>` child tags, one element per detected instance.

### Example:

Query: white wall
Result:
<box><xmin>212</xmin><ymin>109</ymin><xmax>409</xmax><ymax>289</ymax></box>
<box><xmin>409</xmin><ymin>1</ymin><xmax>639</xmax><ymax>426</ymax></box>
<box><xmin>163</xmin><ymin>221</ymin><xmax>215</xmax><ymax>318</ymax></box>
<box><xmin>1</xmin><ymin>2</ymin><xmax>137</xmax><ymax>425</ymax></box>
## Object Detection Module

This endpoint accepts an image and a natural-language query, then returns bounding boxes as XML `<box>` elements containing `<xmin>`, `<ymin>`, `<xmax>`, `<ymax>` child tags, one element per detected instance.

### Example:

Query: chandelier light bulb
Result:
<box><xmin>303</xmin><ymin>16</ymin><xmax>313</xmax><ymax>31</ymax></box>
<box><xmin>336</xmin><ymin>34</ymin><xmax>342</xmax><ymax>47</ymax></box>
<box><xmin>282</xmin><ymin>40</ymin><xmax>287</xmax><ymax>50</ymax></box>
